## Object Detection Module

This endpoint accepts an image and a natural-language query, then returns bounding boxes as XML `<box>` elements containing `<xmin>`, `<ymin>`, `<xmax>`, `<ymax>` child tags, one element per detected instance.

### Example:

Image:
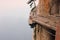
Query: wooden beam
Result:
<box><xmin>31</xmin><ymin>16</ymin><xmax>56</xmax><ymax>31</ymax></box>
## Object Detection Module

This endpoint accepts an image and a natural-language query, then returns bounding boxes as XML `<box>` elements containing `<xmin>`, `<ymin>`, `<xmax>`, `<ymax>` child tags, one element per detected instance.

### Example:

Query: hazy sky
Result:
<box><xmin>0</xmin><ymin>0</ymin><xmax>32</xmax><ymax>40</ymax></box>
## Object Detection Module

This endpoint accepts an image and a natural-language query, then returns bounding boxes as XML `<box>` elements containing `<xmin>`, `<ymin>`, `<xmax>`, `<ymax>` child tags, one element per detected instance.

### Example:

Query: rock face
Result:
<box><xmin>37</xmin><ymin>0</ymin><xmax>60</xmax><ymax>16</ymax></box>
<box><xmin>28</xmin><ymin>0</ymin><xmax>60</xmax><ymax>40</ymax></box>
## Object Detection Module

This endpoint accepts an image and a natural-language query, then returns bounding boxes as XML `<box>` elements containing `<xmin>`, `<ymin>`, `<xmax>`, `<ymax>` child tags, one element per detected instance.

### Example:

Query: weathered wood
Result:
<box><xmin>28</xmin><ymin>0</ymin><xmax>60</xmax><ymax>40</ymax></box>
<box><xmin>33</xmin><ymin>24</ymin><xmax>54</xmax><ymax>40</ymax></box>
<box><xmin>32</xmin><ymin>24</ymin><xmax>41</xmax><ymax>40</ymax></box>
<box><xmin>32</xmin><ymin>16</ymin><xmax>56</xmax><ymax>30</ymax></box>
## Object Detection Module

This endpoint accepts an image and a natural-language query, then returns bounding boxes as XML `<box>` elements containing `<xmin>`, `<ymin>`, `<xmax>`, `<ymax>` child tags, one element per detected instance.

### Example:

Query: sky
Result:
<box><xmin>0</xmin><ymin>0</ymin><xmax>32</xmax><ymax>40</ymax></box>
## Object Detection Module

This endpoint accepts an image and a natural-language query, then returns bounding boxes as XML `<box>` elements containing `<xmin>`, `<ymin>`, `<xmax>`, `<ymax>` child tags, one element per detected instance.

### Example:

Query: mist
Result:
<box><xmin>0</xmin><ymin>0</ymin><xmax>32</xmax><ymax>40</ymax></box>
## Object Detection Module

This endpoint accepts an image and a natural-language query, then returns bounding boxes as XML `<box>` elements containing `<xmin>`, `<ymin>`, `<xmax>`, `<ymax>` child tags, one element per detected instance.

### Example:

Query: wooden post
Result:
<box><xmin>35</xmin><ymin>24</ymin><xmax>41</xmax><ymax>40</ymax></box>
<box><xmin>33</xmin><ymin>24</ymin><xmax>41</xmax><ymax>40</ymax></box>
<box><xmin>33</xmin><ymin>24</ymin><xmax>52</xmax><ymax>40</ymax></box>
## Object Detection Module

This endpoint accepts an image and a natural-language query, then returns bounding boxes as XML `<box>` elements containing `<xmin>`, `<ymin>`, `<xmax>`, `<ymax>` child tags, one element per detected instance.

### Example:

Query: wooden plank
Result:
<box><xmin>31</xmin><ymin>16</ymin><xmax>56</xmax><ymax>30</ymax></box>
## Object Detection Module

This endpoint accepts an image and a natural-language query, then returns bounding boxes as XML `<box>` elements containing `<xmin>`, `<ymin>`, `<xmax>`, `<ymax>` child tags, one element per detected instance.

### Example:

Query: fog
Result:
<box><xmin>0</xmin><ymin>0</ymin><xmax>32</xmax><ymax>40</ymax></box>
